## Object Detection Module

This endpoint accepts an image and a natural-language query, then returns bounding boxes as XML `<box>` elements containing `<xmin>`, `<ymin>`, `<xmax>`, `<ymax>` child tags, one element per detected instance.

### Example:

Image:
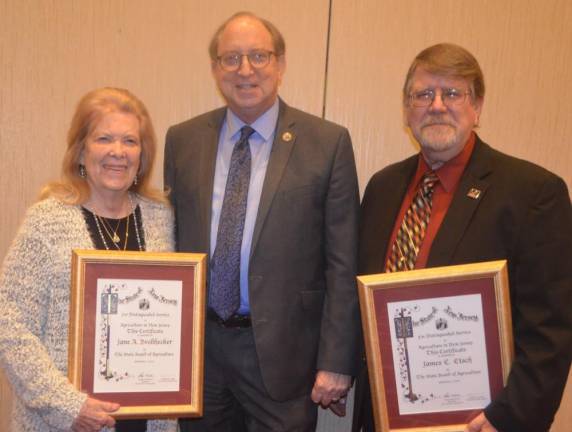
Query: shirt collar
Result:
<box><xmin>416</xmin><ymin>132</ymin><xmax>476</xmax><ymax>193</ymax></box>
<box><xmin>225</xmin><ymin>99</ymin><xmax>280</xmax><ymax>142</ymax></box>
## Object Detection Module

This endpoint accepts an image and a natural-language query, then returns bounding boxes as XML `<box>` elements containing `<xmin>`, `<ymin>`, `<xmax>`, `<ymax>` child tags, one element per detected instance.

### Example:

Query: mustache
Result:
<box><xmin>421</xmin><ymin>118</ymin><xmax>455</xmax><ymax>128</ymax></box>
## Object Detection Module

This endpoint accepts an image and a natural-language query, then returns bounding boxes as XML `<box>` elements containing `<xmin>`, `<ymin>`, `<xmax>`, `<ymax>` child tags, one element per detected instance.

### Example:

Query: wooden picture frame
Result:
<box><xmin>357</xmin><ymin>260</ymin><xmax>514</xmax><ymax>432</ymax></box>
<box><xmin>68</xmin><ymin>249</ymin><xmax>206</xmax><ymax>419</ymax></box>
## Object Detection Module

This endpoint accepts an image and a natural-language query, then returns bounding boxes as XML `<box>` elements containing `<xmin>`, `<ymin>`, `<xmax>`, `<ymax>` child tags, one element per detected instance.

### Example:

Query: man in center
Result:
<box><xmin>164</xmin><ymin>12</ymin><xmax>361</xmax><ymax>431</ymax></box>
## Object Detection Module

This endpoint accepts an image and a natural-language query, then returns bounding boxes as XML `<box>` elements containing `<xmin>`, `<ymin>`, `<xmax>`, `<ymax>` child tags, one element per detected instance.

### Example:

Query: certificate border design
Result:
<box><xmin>357</xmin><ymin>260</ymin><xmax>514</xmax><ymax>432</ymax></box>
<box><xmin>69</xmin><ymin>250</ymin><xmax>206</xmax><ymax>419</ymax></box>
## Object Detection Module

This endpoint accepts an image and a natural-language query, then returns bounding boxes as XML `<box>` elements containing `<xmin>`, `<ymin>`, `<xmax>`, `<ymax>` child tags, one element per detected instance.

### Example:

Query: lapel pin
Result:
<box><xmin>467</xmin><ymin>188</ymin><xmax>482</xmax><ymax>199</ymax></box>
<box><xmin>282</xmin><ymin>131</ymin><xmax>293</xmax><ymax>142</ymax></box>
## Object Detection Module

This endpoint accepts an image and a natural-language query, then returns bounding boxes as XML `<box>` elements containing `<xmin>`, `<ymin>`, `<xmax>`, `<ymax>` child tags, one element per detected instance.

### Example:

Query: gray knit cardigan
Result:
<box><xmin>0</xmin><ymin>196</ymin><xmax>177</xmax><ymax>432</ymax></box>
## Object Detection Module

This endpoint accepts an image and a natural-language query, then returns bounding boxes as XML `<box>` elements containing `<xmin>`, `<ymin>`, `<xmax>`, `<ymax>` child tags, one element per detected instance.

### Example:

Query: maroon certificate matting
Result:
<box><xmin>82</xmin><ymin>263</ymin><xmax>194</xmax><ymax>406</ymax></box>
<box><xmin>357</xmin><ymin>261</ymin><xmax>513</xmax><ymax>432</ymax></box>
<box><xmin>373</xmin><ymin>278</ymin><xmax>503</xmax><ymax>429</ymax></box>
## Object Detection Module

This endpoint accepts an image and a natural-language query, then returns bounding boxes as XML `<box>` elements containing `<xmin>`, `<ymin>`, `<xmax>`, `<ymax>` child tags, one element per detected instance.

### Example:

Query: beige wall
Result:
<box><xmin>1</xmin><ymin>1</ymin><xmax>570</xmax><ymax>431</ymax></box>
<box><xmin>327</xmin><ymin>0</ymin><xmax>572</xmax><ymax>192</ymax></box>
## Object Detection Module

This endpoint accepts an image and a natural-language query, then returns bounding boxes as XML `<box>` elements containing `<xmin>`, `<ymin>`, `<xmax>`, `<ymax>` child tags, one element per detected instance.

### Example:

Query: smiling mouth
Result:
<box><xmin>103</xmin><ymin>164</ymin><xmax>128</xmax><ymax>172</ymax></box>
<box><xmin>422</xmin><ymin>122</ymin><xmax>454</xmax><ymax>129</ymax></box>
<box><xmin>236</xmin><ymin>83</ymin><xmax>257</xmax><ymax>90</ymax></box>
<box><xmin>424</xmin><ymin>121</ymin><xmax>453</xmax><ymax>126</ymax></box>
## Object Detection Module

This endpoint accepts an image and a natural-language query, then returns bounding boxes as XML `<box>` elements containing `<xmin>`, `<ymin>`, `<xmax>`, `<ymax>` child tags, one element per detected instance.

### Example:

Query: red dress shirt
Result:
<box><xmin>384</xmin><ymin>133</ymin><xmax>476</xmax><ymax>269</ymax></box>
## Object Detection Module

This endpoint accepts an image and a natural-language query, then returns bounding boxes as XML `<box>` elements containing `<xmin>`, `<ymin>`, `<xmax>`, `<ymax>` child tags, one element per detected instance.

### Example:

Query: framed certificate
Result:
<box><xmin>357</xmin><ymin>260</ymin><xmax>514</xmax><ymax>432</ymax></box>
<box><xmin>68</xmin><ymin>250</ymin><xmax>206</xmax><ymax>419</ymax></box>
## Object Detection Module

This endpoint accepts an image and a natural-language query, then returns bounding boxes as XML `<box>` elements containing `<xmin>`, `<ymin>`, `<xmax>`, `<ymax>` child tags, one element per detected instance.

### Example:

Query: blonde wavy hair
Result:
<box><xmin>40</xmin><ymin>87</ymin><xmax>166</xmax><ymax>204</ymax></box>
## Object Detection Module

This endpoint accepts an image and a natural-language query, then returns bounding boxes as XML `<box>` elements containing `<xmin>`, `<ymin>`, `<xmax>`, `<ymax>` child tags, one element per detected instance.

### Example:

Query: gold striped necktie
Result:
<box><xmin>385</xmin><ymin>171</ymin><xmax>439</xmax><ymax>273</ymax></box>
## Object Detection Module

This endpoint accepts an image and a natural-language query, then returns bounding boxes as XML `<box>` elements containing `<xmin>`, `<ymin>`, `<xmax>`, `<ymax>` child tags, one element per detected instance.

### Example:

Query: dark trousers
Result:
<box><xmin>352</xmin><ymin>364</ymin><xmax>375</xmax><ymax>432</ymax></box>
<box><xmin>180</xmin><ymin>320</ymin><xmax>317</xmax><ymax>432</ymax></box>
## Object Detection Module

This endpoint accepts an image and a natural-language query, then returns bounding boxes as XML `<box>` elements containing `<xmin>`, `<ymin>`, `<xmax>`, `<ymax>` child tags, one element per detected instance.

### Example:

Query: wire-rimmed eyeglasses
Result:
<box><xmin>408</xmin><ymin>88</ymin><xmax>472</xmax><ymax>108</ymax></box>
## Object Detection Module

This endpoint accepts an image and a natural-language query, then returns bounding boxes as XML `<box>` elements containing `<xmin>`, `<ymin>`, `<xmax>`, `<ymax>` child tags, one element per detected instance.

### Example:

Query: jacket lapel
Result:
<box><xmin>199</xmin><ymin>108</ymin><xmax>226</xmax><ymax>253</ymax></box>
<box><xmin>369</xmin><ymin>157</ymin><xmax>418</xmax><ymax>273</ymax></box>
<box><xmin>250</xmin><ymin>100</ymin><xmax>295</xmax><ymax>257</ymax></box>
<box><xmin>428</xmin><ymin>138</ymin><xmax>492</xmax><ymax>266</ymax></box>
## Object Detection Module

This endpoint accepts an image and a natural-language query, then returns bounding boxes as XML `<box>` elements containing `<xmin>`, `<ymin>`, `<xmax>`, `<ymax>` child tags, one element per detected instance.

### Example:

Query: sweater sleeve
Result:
<box><xmin>0</xmin><ymin>210</ymin><xmax>87</xmax><ymax>431</ymax></box>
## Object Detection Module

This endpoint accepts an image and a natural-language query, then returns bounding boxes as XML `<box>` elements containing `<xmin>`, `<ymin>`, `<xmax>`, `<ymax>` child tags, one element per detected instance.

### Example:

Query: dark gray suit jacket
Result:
<box><xmin>164</xmin><ymin>100</ymin><xmax>361</xmax><ymax>401</ymax></box>
<box><xmin>357</xmin><ymin>136</ymin><xmax>572</xmax><ymax>431</ymax></box>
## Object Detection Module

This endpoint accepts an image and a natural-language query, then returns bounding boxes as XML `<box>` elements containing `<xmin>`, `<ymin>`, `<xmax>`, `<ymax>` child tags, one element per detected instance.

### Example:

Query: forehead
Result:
<box><xmin>217</xmin><ymin>16</ymin><xmax>273</xmax><ymax>53</ymax></box>
<box><xmin>91</xmin><ymin>111</ymin><xmax>140</xmax><ymax>133</ymax></box>
<box><xmin>410</xmin><ymin>68</ymin><xmax>471</xmax><ymax>91</ymax></box>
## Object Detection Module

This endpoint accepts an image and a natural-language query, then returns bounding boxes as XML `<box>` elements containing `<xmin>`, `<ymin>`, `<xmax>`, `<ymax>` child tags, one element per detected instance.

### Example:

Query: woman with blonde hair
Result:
<box><xmin>0</xmin><ymin>87</ymin><xmax>176</xmax><ymax>432</ymax></box>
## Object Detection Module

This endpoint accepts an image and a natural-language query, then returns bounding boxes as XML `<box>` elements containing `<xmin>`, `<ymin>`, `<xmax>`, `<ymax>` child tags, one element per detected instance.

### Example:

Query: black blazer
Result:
<box><xmin>164</xmin><ymin>100</ymin><xmax>361</xmax><ymax>401</ymax></box>
<box><xmin>358</xmin><ymin>136</ymin><xmax>572</xmax><ymax>431</ymax></box>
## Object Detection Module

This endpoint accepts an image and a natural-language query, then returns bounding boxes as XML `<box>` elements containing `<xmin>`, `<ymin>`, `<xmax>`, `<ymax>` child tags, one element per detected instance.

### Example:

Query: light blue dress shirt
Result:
<box><xmin>210</xmin><ymin>100</ymin><xmax>279</xmax><ymax>314</ymax></box>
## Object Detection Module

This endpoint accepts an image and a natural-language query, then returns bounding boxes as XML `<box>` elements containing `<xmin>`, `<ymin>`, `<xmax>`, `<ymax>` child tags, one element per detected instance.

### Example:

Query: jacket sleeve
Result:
<box><xmin>316</xmin><ymin>128</ymin><xmax>361</xmax><ymax>375</ymax></box>
<box><xmin>484</xmin><ymin>175</ymin><xmax>572</xmax><ymax>432</ymax></box>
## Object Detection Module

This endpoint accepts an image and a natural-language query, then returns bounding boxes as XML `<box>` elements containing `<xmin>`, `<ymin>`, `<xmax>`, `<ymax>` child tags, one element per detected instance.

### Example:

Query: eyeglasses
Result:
<box><xmin>408</xmin><ymin>88</ymin><xmax>472</xmax><ymax>108</ymax></box>
<box><xmin>216</xmin><ymin>50</ymin><xmax>276</xmax><ymax>72</ymax></box>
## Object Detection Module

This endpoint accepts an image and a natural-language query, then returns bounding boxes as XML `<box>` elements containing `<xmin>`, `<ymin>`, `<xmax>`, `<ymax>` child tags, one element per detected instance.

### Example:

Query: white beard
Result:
<box><xmin>418</xmin><ymin>122</ymin><xmax>460</xmax><ymax>154</ymax></box>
